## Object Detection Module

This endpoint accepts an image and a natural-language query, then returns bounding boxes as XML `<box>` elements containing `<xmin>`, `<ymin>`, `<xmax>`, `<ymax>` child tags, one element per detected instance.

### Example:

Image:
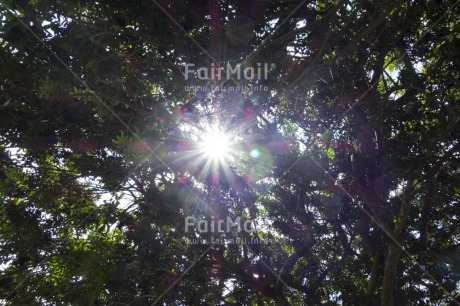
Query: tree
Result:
<box><xmin>0</xmin><ymin>0</ymin><xmax>459</xmax><ymax>305</ymax></box>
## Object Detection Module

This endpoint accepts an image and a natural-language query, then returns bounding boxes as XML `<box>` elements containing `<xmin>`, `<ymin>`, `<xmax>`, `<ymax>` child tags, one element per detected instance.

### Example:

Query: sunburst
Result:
<box><xmin>174</xmin><ymin>118</ymin><xmax>238</xmax><ymax>184</ymax></box>
<box><xmin>199</xmin><ymin>126</ymin><xmax>232</xmax><ymax>162</ymax></box>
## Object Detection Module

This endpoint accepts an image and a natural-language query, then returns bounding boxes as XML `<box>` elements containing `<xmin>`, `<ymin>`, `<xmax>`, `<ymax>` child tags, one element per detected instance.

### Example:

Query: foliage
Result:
<box><xmin>0</xmin><ymin>0</ymin><xmax>459</xmax><ymax>305</ymax></box>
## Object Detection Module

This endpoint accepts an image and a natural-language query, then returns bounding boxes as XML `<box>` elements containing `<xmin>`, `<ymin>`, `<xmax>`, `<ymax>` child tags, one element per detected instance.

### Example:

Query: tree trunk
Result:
<box><xmin>365</xmin><ymin>251</ymin><xmax>382</xmax><ymax>305</ymax></box>
<box><xmin>381</xmin><ymin>240</ymin><xmax>403</xmax><ymax>306</ymax></box>
<box><xmin>380</xmin><ymin>180</ymin><xmax>415</xmax><ymax>306</ymax></box>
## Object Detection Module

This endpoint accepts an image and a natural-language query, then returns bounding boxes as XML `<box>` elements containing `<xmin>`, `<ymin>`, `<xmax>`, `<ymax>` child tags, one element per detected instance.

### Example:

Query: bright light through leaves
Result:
<box><xmin>199</xmin><ymin>127</ymin><xmax>231</xmax><ymax>161</ymax></box>
<box><xmin>175</xmin><ymin>118</ymin><xmax>239</xmax><ymax>183</ymax></box>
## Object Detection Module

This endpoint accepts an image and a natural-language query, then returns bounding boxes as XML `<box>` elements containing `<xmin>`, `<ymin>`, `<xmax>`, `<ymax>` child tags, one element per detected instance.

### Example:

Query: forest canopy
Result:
<box><xmin>0</xmin><ymin>0</ymin><xmax>459</xmax><ymax>305</ymax></box>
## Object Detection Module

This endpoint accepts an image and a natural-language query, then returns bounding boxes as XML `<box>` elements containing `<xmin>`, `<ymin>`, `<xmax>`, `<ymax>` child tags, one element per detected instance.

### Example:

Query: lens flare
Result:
<box><xmin>200</xmin><ymin>127</ymin><xmax>231</xmax><ymax>161</ymax></box>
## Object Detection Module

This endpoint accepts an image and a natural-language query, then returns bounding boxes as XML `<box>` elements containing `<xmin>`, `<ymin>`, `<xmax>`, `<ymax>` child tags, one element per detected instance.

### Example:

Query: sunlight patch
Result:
<box><xmin>199</xmin><ymin>126</ymin><xmax>231</xmax><ymax>161</ymax></box>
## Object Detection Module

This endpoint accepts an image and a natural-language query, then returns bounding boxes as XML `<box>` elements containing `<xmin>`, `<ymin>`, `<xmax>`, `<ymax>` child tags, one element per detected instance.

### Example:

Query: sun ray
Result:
<box><xmin>199</xmin><ymin>126</ymin><xmax>231</xmax><ymax>161</ymax></box>
<box><xmin>174</xmin><ymin>114</ymin><xmax>247</xmax><ymax>188</ymax></box>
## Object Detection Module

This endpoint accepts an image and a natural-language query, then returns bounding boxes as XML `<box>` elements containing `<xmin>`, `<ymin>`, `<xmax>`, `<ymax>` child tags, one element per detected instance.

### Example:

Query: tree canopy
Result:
<box><xmin>0</xmin><ymin>0</ymin><xmax>459</xmax><ymax>305</ymax></box>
